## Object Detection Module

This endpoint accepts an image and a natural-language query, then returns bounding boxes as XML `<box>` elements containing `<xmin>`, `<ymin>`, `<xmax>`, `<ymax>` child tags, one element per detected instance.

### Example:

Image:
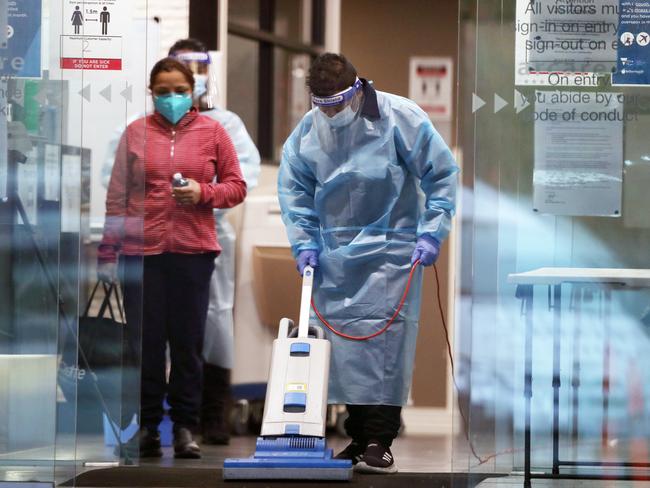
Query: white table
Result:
<box><xmin>508</xmin><ymin>267</ymin><xmax>650</xmax><ymax>287</ymax></box>
<box><xmin>508</xmin><ymin>268</ymin><xmax>650</xmax><ymax>486</ymax></box>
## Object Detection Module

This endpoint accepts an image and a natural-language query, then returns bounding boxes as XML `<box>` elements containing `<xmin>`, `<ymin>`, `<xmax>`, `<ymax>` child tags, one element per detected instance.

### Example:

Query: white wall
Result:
<box><xmin>134</xmin><ymin>0</ymin><xmax>189</xmax><ymax>59</ymax></box>
<box><xmin>324</xmin><ymin>0</ymin><xmax>341</xmax><ymax>52</ymax></box>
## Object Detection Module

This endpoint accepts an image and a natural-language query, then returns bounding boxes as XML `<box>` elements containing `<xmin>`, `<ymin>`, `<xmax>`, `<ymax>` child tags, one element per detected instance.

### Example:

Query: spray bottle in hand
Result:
<box><xmin>172</xmin><ymin>172</ymin><xmax>189</xmax><ymax>188</ymax></box>
<box><xmin>172</xmin><ymin>173</ymin><xmax>189</xmax><ymax>206</ymax></box>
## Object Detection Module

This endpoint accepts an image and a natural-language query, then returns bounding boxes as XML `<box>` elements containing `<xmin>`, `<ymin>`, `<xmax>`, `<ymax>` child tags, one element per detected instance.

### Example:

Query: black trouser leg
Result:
<box><xmin>345</xmin><ymin>405</ymin><xmax>402</xmax><ymax>448</ymax></box>
<box><xmin>344</xmin><ymin>405</ymin><xmax>369</xmax><ymax>445</ymax></box>
<box><xmin>121</xmin><ymin>254</ymin><xmax>169</xmax><ymax>430</ymax></box>
<box><xmin>201</xmin><ymin>363</ymin><xmax>231</xmax><ymax>442</ymax></box>
<box><xmin>166</xmin><ymin>253</ymin><xmax>215</xmax><ymax>428</ymax></box>
<box><xmin>364</xmin><ymin>405</ymin><xmax>402</xmax><ymax>448</ymax></box>
<box><xmin>139</xmin><ymin>255</ymin><xmax>169</xmax><ymax>429</ymax></box>
<box><xmin>202</xmin><ymin>364</ymin><xmax>231</xmax><ymax>424</ymax></box>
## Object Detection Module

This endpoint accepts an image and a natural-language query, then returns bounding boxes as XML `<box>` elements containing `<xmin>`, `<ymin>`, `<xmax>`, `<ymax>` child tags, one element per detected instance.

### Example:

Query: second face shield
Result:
<box><xmin>312</xmin><ymin>78</ymin><xmax>363</xmax><ymax>128</ymax></box>
<box><xmin>174</xmin><ymin>51</ymin><xmax>220</xmax><ymax>110</ymax></box>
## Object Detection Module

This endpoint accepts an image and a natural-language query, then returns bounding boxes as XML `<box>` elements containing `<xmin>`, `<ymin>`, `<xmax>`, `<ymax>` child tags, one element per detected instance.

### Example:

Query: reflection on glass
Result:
<box><xmin>458</xmin><ymin>0</ymin><xmax>650</xmax><ymax>481</ymax></box>
<box><xmin>0</xmin><ymin>1</ymin><xmax>148</xmax><ymax>483</ymax></box>
<box><xmin>273</xmin><ymin>49</ymin><xmax>310</xmax><ymax>161</ymax></box>
<box><xmin>227</xmin><ymin>35</ymin><xmax>260</xmax><ymax>145</ymax></box>
<box><xmin>275</xmin><ymin>0</ymin><xmax>305</xmax><ymax>42</ymax></box>
<box><xmin>229</xmin><ymin>0</ymin><xmax>260</xmax><ymax>30</ymax></box>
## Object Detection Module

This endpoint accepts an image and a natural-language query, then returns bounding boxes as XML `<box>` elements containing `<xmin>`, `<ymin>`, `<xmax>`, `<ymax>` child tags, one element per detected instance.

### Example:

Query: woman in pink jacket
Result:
<box><xmin>98</xmin><ymin>58</ymin><xmax>246</xmax><ymax>459</ymax></box>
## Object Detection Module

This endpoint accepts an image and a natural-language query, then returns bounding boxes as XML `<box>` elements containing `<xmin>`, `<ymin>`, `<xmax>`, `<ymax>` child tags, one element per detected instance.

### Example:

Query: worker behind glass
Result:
<box><xmin>98</xmin><ymin>57</ymin><xmax>247</xmax><ymax>460</ymax></box>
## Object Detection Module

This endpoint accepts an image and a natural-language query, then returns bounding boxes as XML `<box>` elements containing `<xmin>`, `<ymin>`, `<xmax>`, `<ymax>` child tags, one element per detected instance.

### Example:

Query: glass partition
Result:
<box><xmin>0</xmin><ymin>0</ymin><xmax>151</xmax><ymax>485</ymax></box>
<box><xmin>457</xmin><ymin>0</ymin><xmax>650</xmax><ymax>484</ymax></box>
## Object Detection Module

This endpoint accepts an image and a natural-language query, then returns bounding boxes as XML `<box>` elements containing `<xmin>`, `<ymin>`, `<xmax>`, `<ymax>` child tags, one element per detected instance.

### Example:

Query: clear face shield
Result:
<box><xmin>311</xmin><ymin>78</ymin><xmax>363</xmax><ymax>128</ymax></box>
<box><xmin>173</xmin><ymin>51</ymin><xmax>220</xmax><ymax>110</ymax></box>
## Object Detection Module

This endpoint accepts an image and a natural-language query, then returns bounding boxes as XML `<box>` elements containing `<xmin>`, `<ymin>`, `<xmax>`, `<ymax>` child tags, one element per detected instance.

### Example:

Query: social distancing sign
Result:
<box><xmin>409</xmin><ymin>57</ymin><xmax>453</xmax><ymax>122</ymax></box>
<box><xmin>614</xmin><ymin>1</ymin><xmax>650</xmax><ymax>85</ymax></box>
<box><xmin>50</xmin><ymin>0</ymin><xmax>131</xmax><ymax>78</ymax></box>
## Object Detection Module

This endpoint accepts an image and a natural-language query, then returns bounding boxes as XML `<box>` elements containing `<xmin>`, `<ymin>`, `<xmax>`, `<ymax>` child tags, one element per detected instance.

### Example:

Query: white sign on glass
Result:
<box><xmin>50</xmin><ymin>0</ymin><xmax>133</xmax><ymax>80</ymax></box>
<box><xmin>533</xmin><ymin>90</ymin><xmax>624</xmax><ymax>216</ymax></box>
<box><xmin>515</xmin><ymin>0</ymin><xmax>618</xmax><ymax>86</ymax></box>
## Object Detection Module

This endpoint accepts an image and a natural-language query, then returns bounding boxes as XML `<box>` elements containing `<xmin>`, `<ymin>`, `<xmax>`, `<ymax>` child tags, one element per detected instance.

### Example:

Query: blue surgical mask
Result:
<box><xmin>154</xmin><ymin>93</ymin><xmax>193</xmax><ymax>124</ymax></box>
<box><xmin>321</xmin><ymin>104</ymin><xmax>357</xmax><ymax>128</ymax></box>
<box><xmin>194</xmin><ymin>74</ymin><xmax>208</xmax><ymax>99</ymax></box>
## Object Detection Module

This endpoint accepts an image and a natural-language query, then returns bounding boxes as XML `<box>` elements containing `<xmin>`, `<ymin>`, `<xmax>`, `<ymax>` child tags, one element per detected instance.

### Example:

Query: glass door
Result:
<box><xmin>0</xmin><ymin>0</ymin><xmax>153</xmax><ymax>484</ymax></box>
<box><xmin>457</xmin><ymin>0</ymin><xmax>650</xmax><ymax>483</ymax></box>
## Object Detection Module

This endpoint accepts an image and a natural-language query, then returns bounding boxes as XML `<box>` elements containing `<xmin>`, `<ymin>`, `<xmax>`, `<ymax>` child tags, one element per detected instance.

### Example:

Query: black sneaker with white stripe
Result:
<box><xmin>334</xmin><ymin>441</ymin><xmax>365</xmax><ymax>465</ymax></box>
<box><xmin>354</xmin><ymin>440</ymin><xmax>398</xmax><ymax>474</ymax></box>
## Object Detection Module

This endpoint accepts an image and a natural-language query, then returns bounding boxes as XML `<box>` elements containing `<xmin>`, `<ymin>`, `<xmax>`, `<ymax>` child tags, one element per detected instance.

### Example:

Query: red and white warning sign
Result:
<box><xmin>409</xmin><ymin>57</ymin><xmax>453</xmax><ymax>122</ymax></box>
<box><xmin>51</xmin><ymin>0</ymin><xmax>130</xmax><ymax>76</ymax></box>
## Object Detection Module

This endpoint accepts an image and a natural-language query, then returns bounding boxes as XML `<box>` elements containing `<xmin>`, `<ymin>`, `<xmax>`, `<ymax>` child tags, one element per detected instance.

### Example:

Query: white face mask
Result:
<box><xmin>320</xmin><ymin>104</ymin><xmax>357</xmax><ymax>128</ymax></box>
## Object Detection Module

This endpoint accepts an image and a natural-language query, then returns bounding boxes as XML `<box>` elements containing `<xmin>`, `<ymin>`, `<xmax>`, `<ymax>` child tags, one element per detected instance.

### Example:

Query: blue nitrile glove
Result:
<box><xmin>296</xmin><ymin>250</ymin><xmax>319</xmax><ymax>275</ymax></box>
<box><xmin>411</xmin><ymin>235</ymin><xmax>440</xmax><ymax>267</ymax></box>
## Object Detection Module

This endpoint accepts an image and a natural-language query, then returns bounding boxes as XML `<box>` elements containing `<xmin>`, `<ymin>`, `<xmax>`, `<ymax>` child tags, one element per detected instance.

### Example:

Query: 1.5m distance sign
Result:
<box><xmin>51</xmin><ymin>0</ymin><xmax>131</xmax><ymax>77</ymax></box>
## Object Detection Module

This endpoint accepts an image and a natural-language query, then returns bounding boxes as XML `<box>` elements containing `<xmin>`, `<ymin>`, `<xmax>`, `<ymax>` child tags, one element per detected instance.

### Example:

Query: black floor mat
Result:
<box><xmin>61</xmin><ymin>466</ymin><xmax>504</xmax><ymax>487</ymax></box>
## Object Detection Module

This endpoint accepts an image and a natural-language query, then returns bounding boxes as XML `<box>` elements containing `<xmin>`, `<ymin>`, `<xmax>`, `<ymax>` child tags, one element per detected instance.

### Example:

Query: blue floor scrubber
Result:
<box><xmin>223</xmin><ymin>266</ymin><xmax>352</xmax><ymax>481</ymax></box>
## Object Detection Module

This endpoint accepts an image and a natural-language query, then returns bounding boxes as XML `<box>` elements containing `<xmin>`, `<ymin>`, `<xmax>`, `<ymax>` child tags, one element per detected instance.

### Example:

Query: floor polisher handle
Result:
<box><xmin>297</xmin><ymin>265</ymin><xmax>314</xmax><ymax>338</ymax></box>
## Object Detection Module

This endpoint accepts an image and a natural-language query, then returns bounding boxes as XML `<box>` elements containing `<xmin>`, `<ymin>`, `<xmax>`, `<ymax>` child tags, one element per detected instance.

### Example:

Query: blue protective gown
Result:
<box><xmin>278</xmin><ymin>80</ymin><xmax>458</xmax><ymax>406</ymax></box>
<box><xmin>202</xmin><ymin>107</ymin><xmax>260</xmax><ymax>368</ymax></box>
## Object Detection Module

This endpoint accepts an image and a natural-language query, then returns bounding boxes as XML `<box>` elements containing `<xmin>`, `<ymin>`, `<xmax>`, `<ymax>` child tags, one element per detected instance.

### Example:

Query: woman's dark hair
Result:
<box><xmin>168</xmin><ymin>38</ymin><xmax>208</xmax><ymax>56</ymax></box>
<box><xmin>307</xmin><ymin>53</ymin><xmax>357</xmax><ymax>96</ymax></box>
<box><xmin>149</xmin><ymin>57</ymin><xmax>195</xmax><ymax>89</ymax></box>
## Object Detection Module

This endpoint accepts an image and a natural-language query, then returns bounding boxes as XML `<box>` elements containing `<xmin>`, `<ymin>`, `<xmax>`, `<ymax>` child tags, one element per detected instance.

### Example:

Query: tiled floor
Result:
<box><xmin>4</xmin><ymin>433</ymin><xmax>650</xmax><ymax>486</ymax></box>
<box><xmin>138</xmin><ymin>433</ymin><xmax>455</xmax><ymax>472</ymax></box>
<box><xmin>0</xmin><ymin>432</ymin><xmax>471</xmax><ymax>485</ymax></box>
<box><xmin>478</xmin><ymin>477</ymin><xmax>650</xmax><ymax>487</ymax></box>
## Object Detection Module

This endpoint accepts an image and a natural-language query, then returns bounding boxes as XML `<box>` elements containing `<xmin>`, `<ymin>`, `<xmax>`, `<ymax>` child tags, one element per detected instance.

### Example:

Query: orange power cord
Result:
<box><xmin>310</xmin><ymin>260</ymin><xmax>422</xmax><ymax>341</ymax></box>
<box><xmin>310</xmin><ymin>260</ymin><xmax>517</xmax><ymax>466</ymax></box>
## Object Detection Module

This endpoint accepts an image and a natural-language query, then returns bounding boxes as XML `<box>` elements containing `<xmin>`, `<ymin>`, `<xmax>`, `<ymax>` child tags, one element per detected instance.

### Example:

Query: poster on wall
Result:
<box><xmin>533</xmin><ymin>90</ymin><xmax>623</xmax><ymax>216</ymax></box>
<box><xmin>613</xmin><ymin>0</ymin><xmax>650</xmax><ymax>85</ymax></box>
<box><xmin>408</xmin><ymin>57</ymin><xmax>453</xmax><ymax>122</ymax></box>
<box><xmin>515</xmin><ymin>0</ymin><xmax>618</xmax><ymax>86</ymax></box>
<box><xmin>50</xmin><ymin>0</ymin><xmax>132</xmax><ymax>78</ymax></box>
<box><xmin>0</xmin><ymin>0</ymin><xmax>42</xmax><ymax>78</ymax></box>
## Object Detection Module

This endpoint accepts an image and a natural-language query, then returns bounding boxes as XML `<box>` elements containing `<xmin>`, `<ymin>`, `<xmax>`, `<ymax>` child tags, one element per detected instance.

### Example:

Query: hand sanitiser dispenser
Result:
<box><xmin>223</xmin><ymin>266</ymin><xmax>352</xmax><ymax>481</ymax></box>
